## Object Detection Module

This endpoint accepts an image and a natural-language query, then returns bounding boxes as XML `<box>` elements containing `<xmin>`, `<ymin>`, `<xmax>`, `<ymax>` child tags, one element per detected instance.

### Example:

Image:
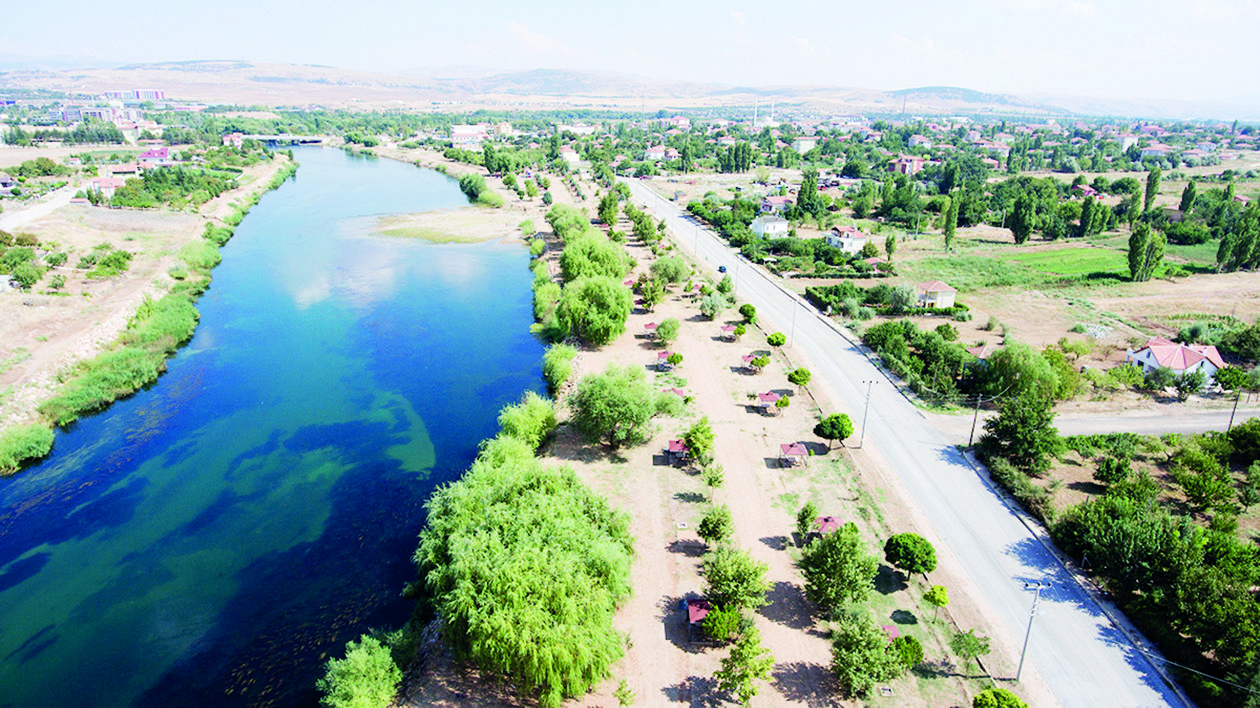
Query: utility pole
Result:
<box><xmin>1017</xmin><ymin>580</ymin><xmax>1051</xmax><ymax>682</ymax></box>
<box><xmin>969</xmin><ymin>394</ymin><xmax>985</xmax><ymax>448</ymax></box>
<box><xmin>1229</xmin><ymin>388</ymin><xmax>1241</xmax><ymax>433</ymax></box>
<box><xmin>859</xmin><ymin>380</ymin><xmax>878</xmax><ymax>449</ymax></box>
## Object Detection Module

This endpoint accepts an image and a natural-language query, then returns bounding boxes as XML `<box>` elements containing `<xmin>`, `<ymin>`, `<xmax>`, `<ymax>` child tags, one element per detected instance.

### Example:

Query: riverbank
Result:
<box><xmin>0</xmin><ymin>153</ymin><xmax>296</xmax><ymax>473</ymax></box>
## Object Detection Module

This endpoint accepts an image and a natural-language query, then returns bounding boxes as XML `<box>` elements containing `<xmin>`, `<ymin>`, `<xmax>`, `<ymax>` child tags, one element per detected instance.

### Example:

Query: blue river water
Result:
<box><xmin>0</xmin><ymin>147</ymin><xmax>544</xmax><ymax>708</ymax></box>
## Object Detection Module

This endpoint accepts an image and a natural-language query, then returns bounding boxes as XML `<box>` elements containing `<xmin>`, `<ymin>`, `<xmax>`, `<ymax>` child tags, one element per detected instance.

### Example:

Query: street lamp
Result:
<box><xmin>1017</xmin><ymin>580</ymin><xmax>1051</xmax><ymax>682</ymax></box>
<box><xmin>858</xmin><ymin>379</ymin><xmax>878</xmax><ymax>449</ymax></box>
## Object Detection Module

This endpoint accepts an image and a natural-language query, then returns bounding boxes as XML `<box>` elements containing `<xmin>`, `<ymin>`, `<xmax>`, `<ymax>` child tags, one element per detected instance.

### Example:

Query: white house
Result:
<box><xmin>645</xmin><ymin>145</ymin><xmax>667</xmax><ymax>161</ymax></box>
<box><xmin>792</xmin><ymin>136</ymin><xmax>818</xmax><ymax>154</ymax></box>
<box><xmin>916</xmin><ymin>280</ymin><xmax>957</xmax><ymax>309</ymax></box>
<box><xmin>751</xmin><ymin>215</ymin><xmax>789</xmax><ymax>239</ymax></box>
<box><xmin>760</xmin><ymin>195</ymin><xmax>793</xmax><ymax>214</ymax></box>
<box><xmin>1126</xmin><ymin>338</ymin><xmax>1225</xmax><ymax>381</ymax></box>
<box><xmin>450</xmin><ymin>125</ymin><xmax>488</xmax><ymax>147</ymax></box>
<box><xmin>559</xmin><ymin>146</ymin><xmax>581</xmax><ymax>164</ymax></box>
<box><xmin>825</xmin><ymin>225</ymin><xmax>871</xmax><ymax>254</ymax></box>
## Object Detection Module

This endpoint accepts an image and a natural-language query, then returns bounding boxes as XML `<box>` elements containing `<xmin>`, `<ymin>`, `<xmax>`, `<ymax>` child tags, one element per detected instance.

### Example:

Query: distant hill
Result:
<box><xmin>1</xmin><ymin>59</ymin><xmax>1256</xmax><ymax>121</ymax></box>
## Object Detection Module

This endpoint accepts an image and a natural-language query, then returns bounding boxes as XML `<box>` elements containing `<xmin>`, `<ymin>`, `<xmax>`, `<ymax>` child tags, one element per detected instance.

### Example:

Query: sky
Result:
<box><xmin>3</xmin><ymin>0</ymin><xmax>1258</xmax><ymax>104</ymax></box>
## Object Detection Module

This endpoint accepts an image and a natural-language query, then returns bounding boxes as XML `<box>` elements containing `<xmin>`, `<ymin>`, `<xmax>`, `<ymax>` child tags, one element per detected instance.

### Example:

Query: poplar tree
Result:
<box><xmin>943</xmin><ymin>196</ymin><xmax>958</xmax><ymax>250</ymax></box>
<box><xmin>1180</xmin><ymin>180</ymin><xmax>1197</xmax><ymax>215</ymax></box>
<box><xmin>1076</xmin><ymin>196</ymin><xmax>1094</xmax><ymax>239</ymax></box>
<box><xmin>1128</xmin><ymin>222</ymin><xmax>1165</xmax><ymax>282</ymax></box>
<box><xmin>1144</xmin><ymin>167</ymin><xmax>1161</xmax><ymax>213</ymax></box>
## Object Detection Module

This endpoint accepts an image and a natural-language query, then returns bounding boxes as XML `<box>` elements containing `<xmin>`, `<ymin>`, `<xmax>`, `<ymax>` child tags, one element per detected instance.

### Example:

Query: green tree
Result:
<box><xmin>800</xmin><ymin>521</ymin><xmax>878</xmax><ymax>610</ymax></box>
<box><xmin>943</xmin><ymin>197</ymin><xmax>958</xmax><ymax>250</ymax></box>
<box><xmin>974</xmin><ymin>687</ymin><xmax>1029</xmax><ymax>708</ymax></box>
<box><xmin>683</xmin><ymin>416</ymin><xmax>716</xmax><ymax>462</ymax></box>
<box><xmin>738</xmin><ymin>303</ymin><xmax>757</xmax><ymax>323</ymax></box>
<box><xmin>649</xmin><ymin>255</ymin><xmax>689</xmax><ymax>284</ymax></box>
<box><xmin>1128</xmin><ymin>221</ymin><xmax>1165</xmax><ymax>282</ymax></box>
<box><xmin>1175</xmin><ymin>369</ymin><xmax>1207</xmax><ymax>400</ymax></box>
<box><xmin>980</xmin><ymin>341</ymin><xmax>1060</xmax><ymax>400</ymax></box>
<box><xmin>830</xmin><ymin>614</ymin><xmax>905</xmax><ymax>697</ymax></box>
<box><xmin>924</xmin><ymin>585</ymin><xmax>949</xmax><ymax>621</ymax></box>
<box><xmin>775</xmin><ymin>395</ymin><xmax>791</xmax><ymax>413</ymax></box>
<box><xmin>637</xmin><ymin>277</ymin><xmax>665</xmax><ymax>311</ymax></box>
<box><xmin>667</xmin><ymin>352</ymin><xmax>684</xmax><ymax>368</ymax></box>
<box><xmin>767</xmin><ymin>332</ymin><xmax>786</xmax><ymax>347</ymax></box>
<box><xmin>813</xmin><ymin>413</ymin><xmax>854</xmax><ymax>449</ymax></box>
<box><xmin>1076</xmin><ymin>195</ymin><xmax>1095</xmax><ymax>239</ymax></box>
<box><xmin>883</xmin><ymin>533</ymin><xmax>938</xmax><ymax>578</ymax></box>
<box><xmin>699</xmin><ymin>291</ymin><xmax>727</xmax><ymax>320</ymax></box>
<box><xmin>951</xmin><ymin>629</ymin><xmax>992</xmax><ymax>678</ymax></box>
<box><xmin>716</xmin><ymin>274</ymin><xmax>734</xmax><ymax>295</ymax></box>
<box><xmin>886</xmin><ymin>232</ymin><xmax>899</xmax><ymax>259</ymax></box>
<box><xmin>1180</xmin><ymin>180</ymin><xmax>1197</xmax><ymax>215</ymax></box>
<box><xmin>703</xmin><ymin>546</ymin><xmax>771</xmax><ymax>610</ymax></box>
<box><xmin>570</xmin><ymin>364</ymin><xmax>657</xmax><ymax>449</ymax></box>
<box><xmin>977</xmin><ymin>389</ymin><xmax>1063</xmax><ymax>476</ymax></box>
<box><xmin>598</xmin><ymin>191</ymin><xmax>619</xmax><ymax>226</ymax></box>
<box><xmin>541</xmin><ymin>344</ymin><xmax>578</xmax><ymax>395</ymax></box>
<box><xmin>556</xmin><ymin>277</ymin><xmax>632</xmax><ymax>346</ymax></box>
<box><xmin>1144</xmin><ymin>166</ymin><xmax>1161</xmax><ymax>213</ymax></box>
<box><xmin>787</xmin><ymin>367</ymin><xmax>811</xmax><ymax>391</ymax></box>
<box><xmin>795</xmin><ymin>500</ymin><xmax>819</xmax><ymax>542</ymax></box>
<box><xmin>798</xmin><ymin>168</ymin><xmax>824</xmax><ymax>218</ymax></box>
<box><xmin>614</xmin><ymin>679</ymin><xmax>635</xmax><ymax>707</ymax></box>
<box><xmin>892</xmin><ymin>635</ymin><xmax>924</xmax><ymax>669</ymax></box>
<box><xmin>698</xmin><ymin>504</ymin><xmax>735</xmax><ymax>546</ymax></box>
<box><xmin>701</xmin><ymin>604</ymin><xmax>744</xmax><ymax>643</ymax></box>
<box><xmin>714</xmin><ymin>624</ymin><xmax>775</xmax><ymax>706</ymax></box>
<box><xmin>316</xmin><ymin>635</ymin><xmax>401</xmax><ymax>708</ymax></box>
<box><xmin>655</xmin><ymin>317</ymin><xmax>681</xmax><ymax>345</ymax></box>
<box><xmin>1009</xmin><ymin>193</ymin><xmax>1037</xmax><ymax>244</ymax></box>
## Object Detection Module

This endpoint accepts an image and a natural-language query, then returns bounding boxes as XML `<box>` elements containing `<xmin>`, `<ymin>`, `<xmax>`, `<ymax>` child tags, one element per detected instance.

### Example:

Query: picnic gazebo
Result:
<box><xmin>720</xmin><ymin>324</ymin><xmax>737</xmax><ymax>342</ymax></box>
<box><xmin>758</xmin><ymin>392</ymin><xmax>782</xmax><ymax>415</ymax></box>
<box><xmin>667</xmin><ymin>439</ymin><xmax>690</xmax><ymax>466</ymax></box>
<box><xmin>779</xmin><ymin>442</ymin><xmax>808</xmax><ymax>467</ymax></box>
<box><xmin>742</xmin><ymin>354</ymin><xmax>760</xmax><ymax>373</ymax></box>
<box><xmin>684</xmin><ymin>597</ymin><xmax>713</xmax><ymax>643</ymax></box>
<box><xmin>658</xmin><ymin>351</ymin><xmax>674</xmax><ymax>371</ymax></box>
<box><xmin>643</xmin><ymin>321</ymin><xmax>658</xmax><ymax>338</ymax></box>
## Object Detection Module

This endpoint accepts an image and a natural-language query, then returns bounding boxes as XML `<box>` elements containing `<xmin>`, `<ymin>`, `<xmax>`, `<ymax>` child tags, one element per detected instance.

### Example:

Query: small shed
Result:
<box><xmin>779</xmin><ymin>442</ymin><xmax>808</xmax><ymax>467</ymax></box>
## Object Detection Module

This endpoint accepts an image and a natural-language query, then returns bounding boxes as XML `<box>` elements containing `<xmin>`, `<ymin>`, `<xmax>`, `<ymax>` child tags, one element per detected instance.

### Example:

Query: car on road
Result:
<box><xmin>718</xmin><ymin>265</ymin><xmax>727</xmax><ymax>273</ymax></box>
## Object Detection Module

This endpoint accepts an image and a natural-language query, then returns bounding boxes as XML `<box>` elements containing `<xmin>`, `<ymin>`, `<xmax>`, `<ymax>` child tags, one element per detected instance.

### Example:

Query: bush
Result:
<box><xmin>556</xmin><ymin>276</ymin><xmax>632</xmax><ymax>346</ymax></box>
<box><xmin>698</xmin><ymin>504</ymin><xmax>735</xmax><ymax>546</ymax></box>
<box><xmin>973</xmin><ymin>687</ymin><xmax>1029</xmax><ymax>708</ymax></box>
<box><xmin>883</xmin><ymin>533</ymin><xmax>937</xmax><ymax>577</ymax></box>
<box><xmin>497</xmin><ymin>391</ymin><xmax>557</xmax><ymax>452</ymax></box>
<box><xmin>649</xmin><ymin>255</ymin><xmax>689</xmax><ymax>284</ymax></box>
<box><xmin>542</xmin><ymin>344</ymin><xmax>578</xmax><ymax>395</ymax></box>
<box><xmin>570</xmin><ymin>364</ymin><xmax>657</xmax><ymax>449</ymax></box>
<box><xmin>0</xmin><ymin>424</ymin><xmax>55</xmax><ymax>474</ymax></box>
<box><xmin>316</xmin><ymin>634</ymin><xmax>402</xmax><ymax>708</ymax></box>
<box><xmin>892</xmin><ymin>635</ymin><xmax>924</xmax><ymax>669</ymax></box>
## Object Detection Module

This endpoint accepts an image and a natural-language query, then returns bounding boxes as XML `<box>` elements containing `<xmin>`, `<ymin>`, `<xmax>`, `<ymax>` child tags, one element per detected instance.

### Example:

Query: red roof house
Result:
<box><xmin>1126</xmin><ymin>338</ymin><xmax>1225</xmax><ymax>380</ymax></box>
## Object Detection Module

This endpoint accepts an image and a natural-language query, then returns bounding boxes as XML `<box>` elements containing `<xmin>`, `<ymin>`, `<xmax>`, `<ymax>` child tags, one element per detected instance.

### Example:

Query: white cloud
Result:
<box><xmin>731</xmin><ymin>10</ymin><xmax>747</xmax><ymax>26</ymax></box>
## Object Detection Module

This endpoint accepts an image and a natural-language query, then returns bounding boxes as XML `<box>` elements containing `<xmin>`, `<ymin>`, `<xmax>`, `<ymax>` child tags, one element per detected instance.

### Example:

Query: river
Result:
<box><xmin>0</xmin><ymin>146</ymin><xmax>544</xmax><ymax>708</ymax></box>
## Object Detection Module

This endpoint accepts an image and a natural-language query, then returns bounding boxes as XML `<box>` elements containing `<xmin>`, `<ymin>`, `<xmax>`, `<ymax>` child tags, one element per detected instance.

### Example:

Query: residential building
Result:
<box><xmin>916</xmin><ymin>280</ymin><xmax>957</xmax><ymax>308</ymax></box>
<box><xmin>825</xmin><ymin>225</ymin><xmax>871</xmax><ymax>254</ymax></box>
<box><xmin>760</xmin><ymin>195</ymin><xmax>793</xmax><ymax>214</ymax></box>
<box><xmin>1126</xmin><ymin>338</ymin><xmax>1225</xmax><ymax>381</ymax></box>
<box><xmin>890</xmin><ymin>154</ymin><xmax>926</xmax><ymax>175</ymax></box>
<box><xmin>751</xmin><ymin>215</ymin><xmax>790</xmax><ymax>239</ymax></box>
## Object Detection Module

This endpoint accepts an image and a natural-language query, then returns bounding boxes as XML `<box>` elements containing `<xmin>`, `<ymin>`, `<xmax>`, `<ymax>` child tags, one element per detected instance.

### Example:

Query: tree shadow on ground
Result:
<box><xmin>757</xmin><ymin>580</ymin><xmax>817</xmax><ymax>630</ymax></box>
<box><xmin>1068</xmin><ymin>479</ymin><xmax>1106</xmax><ymax>495</ymax></box>
<box><xmin>668</xmin><ymin>538</ymin><xmax>707</xmax><ymax>558</ymax></box>
<box><xmin>913</xmin><ymin>657</ymin><xmax>956</xmax><ymax>679</ymax></box>
<box><xmin>658</xmin><ymin>595</ymin><xmax>708</xmax><ymax>655</ymax></box>
<box><xmin>759</xmin><ymin>535</ymin><xmax>788</xmax><ymax>551</ymax></box>
<box><xmin>674</xmin><ymin>491</ymin><xmax>706</xmax><ymax>504</ymax></box>
<box><xmin>875</xmin><ymin>564</ymin><xmax>907</xmax><ymax>595</ymax></box>
<box><xmin>662</xmin><ymin>675</ymin><xmax>723</xmax><ymax>707</ymax></box>
<box><xmin>771</xmin><ymin>661</ymin><xmax>836</xmax><ymax>707</ymax></box>
<box><xmin>890</xmin><ymin>609</ymin><xmax>918</xmax><ymax>625</ymax></box>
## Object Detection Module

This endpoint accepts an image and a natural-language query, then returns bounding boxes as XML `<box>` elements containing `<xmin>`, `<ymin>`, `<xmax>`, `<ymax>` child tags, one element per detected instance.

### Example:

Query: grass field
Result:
<box><xmin>997</xmin><ymin>246</ymin><xmax>1128</xmax><ymax>277</ymax></box>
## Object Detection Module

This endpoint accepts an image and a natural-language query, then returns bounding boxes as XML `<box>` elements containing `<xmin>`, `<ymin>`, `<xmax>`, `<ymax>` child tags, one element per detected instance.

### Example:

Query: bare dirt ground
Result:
<box><xmin>0</xmin><ymin>154</ymin><xmax>291</xmax><ymax>430</ymax></box>
<box><xmin>397</xmin><ymin>168</ymin><xmax>1054</xmax><ymax>707</ymax></box>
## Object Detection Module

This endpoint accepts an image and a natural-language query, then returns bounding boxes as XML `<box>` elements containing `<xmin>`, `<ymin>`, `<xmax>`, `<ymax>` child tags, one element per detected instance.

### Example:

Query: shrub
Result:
<box><xmin>542</xmin><ymin>344</ymin><xmax>577</xmax><ymax>395</ymax></box>
<box><xmin>497</xmin><ymin>391</ymin><xmax>557</xmax><ymax>452</ymax></box>
<box><xmin>700</xmin><ymin>604</ymin><xmax>744</xmax><ymax>643</ymax></box>
<box><xmin>800</xmin><ymin>522</ymin><xmax>877</xmax><ymax>610</ymax></box>
<box><xmin>698</xmin><ymin>504</ymin><xmax>735</xmax><ymax>546</ymax></box>
<box><xmin>829</xmin><ymin>614</ymin><xmax>905</xmax><ymax>697</ymax></box>
<box><xmin>883</xmin><ymin>533</ymin><xmax>937</xmax><ymax>577</ymax></box>
<box><xmin>703</xmin><ymin>546</ymin><xmax>771</xmax><ymax>610</ymax></box>
<box><xmin>316</xmin><ymin>634</ymin><xmax>402</xmax><ymax>708</ymax></box>
<box><xmin>0</xmin><ymin>424</ymin><xmax>55</xmax><ymax>475</ymax></box>
<box><xmin>973</xmin><ymin>687</ymin><xmax>1029</xmax><ymax>708</ymax></box>
<box><xmin>892</xmin><ymin>635</ymin><xmax>924</xmax><ymax>669</ymax></box>
<box><xmin>39</xmin><ymin>347</ymin><xmax>165</xmax><ymax>427</ymax></box>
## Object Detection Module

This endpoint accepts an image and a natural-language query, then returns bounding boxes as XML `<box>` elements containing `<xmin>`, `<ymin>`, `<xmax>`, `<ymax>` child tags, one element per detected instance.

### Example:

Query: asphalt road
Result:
<box><xmin>626</xmin><ymin>178</ymin><xmax>1187</xmax><ymax>708</ymax></box>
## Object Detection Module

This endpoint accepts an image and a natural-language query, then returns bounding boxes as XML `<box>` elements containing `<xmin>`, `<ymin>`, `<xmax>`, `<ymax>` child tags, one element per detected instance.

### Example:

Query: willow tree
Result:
<box><xmin>414</xmin><ymin>451</ymin><xmax>634</xmax><ymax>708</ymax></box>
